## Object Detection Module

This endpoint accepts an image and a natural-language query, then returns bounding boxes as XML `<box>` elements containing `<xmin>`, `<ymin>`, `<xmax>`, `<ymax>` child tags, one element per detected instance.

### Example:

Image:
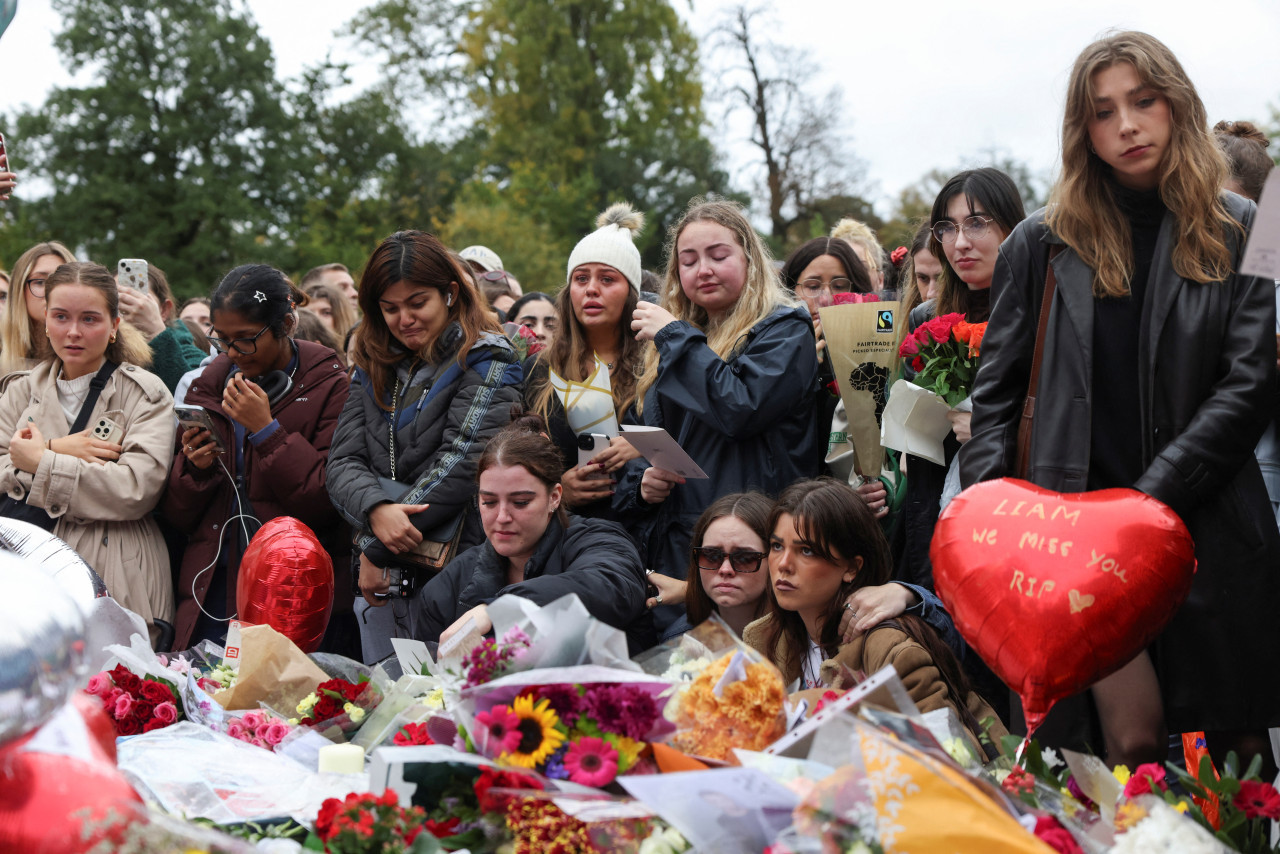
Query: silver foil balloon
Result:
<box><xmin>0</xmin><ymin>553</ymin><xmax>87</xmax><ymax>745</ymax></box>
<box><xmin>0</xmin><ymin>518</ymin><xmax>107</xmax><ymax>613</ymax></box>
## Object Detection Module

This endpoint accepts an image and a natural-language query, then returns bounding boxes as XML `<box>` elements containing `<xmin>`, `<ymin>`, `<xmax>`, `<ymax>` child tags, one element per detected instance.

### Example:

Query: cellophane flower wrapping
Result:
<box><xmin>494</xmin><ymin>787</ymin><xmax>667</xmax><ymax>854</ymax></box>
<box><xmin>635</xmin><ymin>616</ymin><xmax>787</xmax><ymax>762</ymax></box>
<box><xmin>452</xmin><ymin>664</ymin><xmax>676</xmax><ymax>786</ymax></box>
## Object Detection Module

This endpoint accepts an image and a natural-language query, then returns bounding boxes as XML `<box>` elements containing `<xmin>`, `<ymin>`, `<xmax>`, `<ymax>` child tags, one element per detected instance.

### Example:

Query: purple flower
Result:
<box><xmin>543</xmin><ymin>744</ymin><xmax>570</xmax><ymax>780</ymax></box>
<box><xmin>582</xmin><ymin>684</ymin><xmax>660</xmax><ymax>740</ymax></box>
<box><xmin>535</xmin><ymin>684</ymin><xmax>582</xmax><ymax>727</ymax></box>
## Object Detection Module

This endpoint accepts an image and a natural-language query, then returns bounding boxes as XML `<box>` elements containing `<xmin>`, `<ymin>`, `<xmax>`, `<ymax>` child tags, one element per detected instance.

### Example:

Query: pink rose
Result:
<box><xmin>113</xmin><ymin>692</ymin><xmax>134</xmax><ymax>720</ymax></box>
<box><xmin>263</xmin><ymin>722</ymin><xmax>290</xmax><ymax>746</ymax></box>
<box><xmin>252</xmin><ymin>737</ymin><xmax>267</xmax><ymax>748</ymax></box>
<box><xmin>226</xmin><ymin>720</ymin><xmax>248</xmax><ymax>740</ymax></box>
<box><xmin>241</xmin><ymin>710</ymin><xmax>266</xmax><ymax>729</ymax></box>
<box><xmin>85</xmin><ymin>672</ymin><xmax>114</xmax><ymax>698</ymax></box>
<box><xmin>153</xmin><ymin>701</ymin><xmax>178</xmax><ymax>725</ymax></box>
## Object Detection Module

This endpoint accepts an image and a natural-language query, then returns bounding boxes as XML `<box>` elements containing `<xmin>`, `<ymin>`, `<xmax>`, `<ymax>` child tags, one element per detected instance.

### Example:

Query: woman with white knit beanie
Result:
<box><xmin>524</xmin><ymin>204</ymin><xmax>647</xmax><ymax>519</ymax></box>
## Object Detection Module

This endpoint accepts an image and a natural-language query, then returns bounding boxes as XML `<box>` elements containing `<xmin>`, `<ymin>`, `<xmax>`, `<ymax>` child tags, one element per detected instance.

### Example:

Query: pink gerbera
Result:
<box><xmin>474</xmin><ymin>705</ymin><xmax>522</xmax><ymax>757</ymax></box>
<box><xmin>563</xmin><ymin>737</ymin><xmax>619</xmax><ymax>787</ymax></box>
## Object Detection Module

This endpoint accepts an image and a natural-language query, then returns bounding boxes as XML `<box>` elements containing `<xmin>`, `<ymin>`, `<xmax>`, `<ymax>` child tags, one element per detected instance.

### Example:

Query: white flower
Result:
<box><xmin>1041</xmin><ymin>747</ymin><xmax>1063</xmax><ymax>769</ymax></box>
<box><xmin>1113</xmin><ymin>799</ymin><xmax>1232</xmax><ymax>854</ymax></box>
<box><xmin>638</xmin><ymin>825</ymin><xmax>690</xmax><ymax>854</ymax></box>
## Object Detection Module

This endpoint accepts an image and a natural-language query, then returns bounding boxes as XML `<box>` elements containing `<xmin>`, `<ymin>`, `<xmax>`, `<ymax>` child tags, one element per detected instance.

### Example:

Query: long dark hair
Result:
<box><xmin>353</xmin><ymin>230</ymin><xmax>499</xmax><ymax>407</ymax></box>
<box><xmin>929</xmin><ymin>168</ymin><xmax>1026</xmax><ymax>318</ymax></box>
<box><xmin>685</xmin><ymin>492</ymin><xmax>774</xmax><ymax>626</ymax></box>
<box><xmin>778</xmin><ymin>237</ymin><xmax>872</xmax><ymax>295</ymax></box>
<box><xmin>760</xmin><ymin>477</ymin><xmax>891</xmax><ymax>677</ymax></box>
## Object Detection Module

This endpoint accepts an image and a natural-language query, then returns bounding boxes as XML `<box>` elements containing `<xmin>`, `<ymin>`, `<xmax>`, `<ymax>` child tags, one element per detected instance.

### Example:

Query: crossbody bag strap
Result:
<box><xmin>1015</xmin><ymin>246</ymin><xmax>1063</xmax><ymax>479</ymax></box>
<box><xmin>68</xmin><ymin>360</ymin><xmax>119</xmax><ymax>434</ymax></box>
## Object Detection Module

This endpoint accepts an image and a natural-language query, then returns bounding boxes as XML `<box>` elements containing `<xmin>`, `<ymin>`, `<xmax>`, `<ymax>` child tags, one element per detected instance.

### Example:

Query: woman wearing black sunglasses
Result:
<box><xmin>165</xmin><ymin>264</ymin><xmax>351</xmax><ymax>651</ymax></box>
<box><xmin>671</xmin><ymin>490</ymin><xmax>955</xmax><ymax>645</ymax></box>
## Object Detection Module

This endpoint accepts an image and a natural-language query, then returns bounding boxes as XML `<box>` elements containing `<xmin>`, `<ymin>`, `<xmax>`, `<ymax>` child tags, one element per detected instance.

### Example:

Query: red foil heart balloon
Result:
<box><xmin>236</xmin><ymin>516</ymin><xmax>334</xmax><ymax>653</ymax></box>
<box><xmin>931</xmin><ymin>478</ymin><xmax>1196</xmax><ymax>734</ymax></box>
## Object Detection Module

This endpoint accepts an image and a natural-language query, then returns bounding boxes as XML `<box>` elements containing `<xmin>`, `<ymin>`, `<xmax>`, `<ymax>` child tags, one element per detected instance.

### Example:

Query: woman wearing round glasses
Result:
<box><xmin>0</xmin><ymin>241</ymin><xmax>77</xmax><ymax>379</ymax></box>
<box><xmin>165</xmin><ymin>264</ymin><xmax>351</xmax><ymax>651</ymax></box>
<box><xmin>899</xmin><ymin>169</ymin><xmax>1026</xmax><ymax>591</ymax></box>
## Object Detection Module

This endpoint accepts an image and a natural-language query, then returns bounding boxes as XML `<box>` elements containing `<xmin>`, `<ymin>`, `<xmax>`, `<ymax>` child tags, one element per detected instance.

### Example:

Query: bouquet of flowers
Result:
<box><xmin>83</xmin><ymin>664</ymin><xmax>183</xmax><ymax>736</ymax></box>
<box><xmin>313</xmin><ymin>791</ymin><xmax>432</xmax><ymax>854</ymax></box>
<box><xmin>665</xmin><ymin>650</ymin><xmax>787</xmax><ymax>762</ymax></box>
<box><xmin>223</xmin><ymin>709</ymin><xmax>293</xmax><ymax>750</ymax></box>
<box><xmin>291</xmin><ymin>676</ymin><xmax>380</xmax><ymax>733</ymax></box>
<box><xmin>461</xmin><ymin>626</ymin><xmax>532</xmax><ymax>689</ymax></box>
<box><xmin>455</xmin><ymin>664</ymin><xmax>674</xmax><ymax>786</ymax></box>
<box><xmin>897</xmin><ymin>311</ymin><xmax>986</xmax><ymax>408</ymax></box>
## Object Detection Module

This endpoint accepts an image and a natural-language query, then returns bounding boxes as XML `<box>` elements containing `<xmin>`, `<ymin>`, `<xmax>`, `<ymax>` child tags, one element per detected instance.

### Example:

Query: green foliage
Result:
<box><xmin>461</xmin><ymin>0</ymin><xmax>732</xmax><ymax>273</ymax></box>
<box><xmin>12</xmin><ymin>0</ymin><xmax>298</xmax><ymax>294</ymax></box>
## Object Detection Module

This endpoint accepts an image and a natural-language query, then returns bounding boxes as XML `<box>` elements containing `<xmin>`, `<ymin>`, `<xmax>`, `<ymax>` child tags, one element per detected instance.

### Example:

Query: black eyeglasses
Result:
<box><xmin>208</xmin><ymin>323</ymin><xmax>271</xmax><ymax>355</ymax></box>
<box><xmin>932</xmin><ymin>215</ymin><xmax>997</xmax><ymax>244</ymax></box>
<box><xmin>693</xmin><ymin>546</ymin><xmax>766</xmax><ymax>573</ymax></box>
<box><xmin>26</xmin><ymin>276</ymin><xmax>48</xmax><ymax>296</ymax></box>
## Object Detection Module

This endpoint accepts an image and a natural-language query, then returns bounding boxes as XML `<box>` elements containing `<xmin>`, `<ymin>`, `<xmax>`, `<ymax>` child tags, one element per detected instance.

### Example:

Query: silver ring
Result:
<box><xmin>844</xmin><ymin>603</ymin><xmax>856</xmax><ymax>615</ymax></box>
<box><xmin>645</xmin><ymin>569</ymin><xmax>653</xmax><ymax>576</ymax></box>
<box><xmin>655</xmin><ymin>594</ymin><xmax>663</xmax><ymax>605</ymax></box>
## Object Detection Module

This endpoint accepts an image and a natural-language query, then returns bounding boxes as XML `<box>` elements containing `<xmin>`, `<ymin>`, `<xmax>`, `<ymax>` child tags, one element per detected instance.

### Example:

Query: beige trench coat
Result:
<box><xmin>0</xmin><ymin>360</ymin><xmax>175</xmax><ymax>626</ymax></box>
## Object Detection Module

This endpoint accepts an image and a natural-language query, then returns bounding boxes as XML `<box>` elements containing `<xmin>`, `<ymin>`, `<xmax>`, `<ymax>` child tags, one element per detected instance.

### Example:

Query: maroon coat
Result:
<box><xmin>164</xmin><ymin>340</ymin><xmax>350</xmax><ymax>650</ymax></box>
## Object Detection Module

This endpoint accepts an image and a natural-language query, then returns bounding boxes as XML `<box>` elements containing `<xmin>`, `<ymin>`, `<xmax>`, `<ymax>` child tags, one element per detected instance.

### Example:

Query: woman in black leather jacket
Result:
<box><xmin>961</xmin><ymin>31</ymin><xmax>1280</xmax><ymax>770</ymax></box>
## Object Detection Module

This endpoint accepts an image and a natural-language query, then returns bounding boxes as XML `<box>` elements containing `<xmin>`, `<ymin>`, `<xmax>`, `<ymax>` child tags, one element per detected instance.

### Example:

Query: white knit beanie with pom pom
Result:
<box><xmin>566</xmin><ymin>203</ymin><xmax>645</xmax><ymax>293</ymax></box>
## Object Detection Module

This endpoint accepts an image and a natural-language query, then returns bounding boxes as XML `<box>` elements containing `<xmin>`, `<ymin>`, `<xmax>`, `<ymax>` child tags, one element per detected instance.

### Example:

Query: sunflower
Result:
<box><xmin>501</xmin><ymin>695</ymin><xmax>565</xmax><ymax>769</ymax></box>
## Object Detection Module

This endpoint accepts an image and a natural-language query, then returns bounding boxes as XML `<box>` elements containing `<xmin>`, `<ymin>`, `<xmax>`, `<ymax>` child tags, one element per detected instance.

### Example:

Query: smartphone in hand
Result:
<box><xmin>174</xmin><ymin>403</ymin><xmax>225</xmax><ymax>454</ymax></box>
<box><xmin>117</xmin><ymin>258</ymin><xmax>149</xmax><ymax>295</ymax></box>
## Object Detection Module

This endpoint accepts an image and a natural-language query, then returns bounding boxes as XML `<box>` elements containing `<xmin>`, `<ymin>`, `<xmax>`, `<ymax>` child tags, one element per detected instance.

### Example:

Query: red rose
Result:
<box><xmin>1123</xmin><ymin>763</ymin><xmax>1168</xmax><ymax>798</ymax></box>
<box><xmin>131</xmin><ymin>699</ymin><xmax>156</xmax><ymax>721</ymax></box>
<box><xmin>911</xmin><ymin>355</ymin><xmax>924</xmax><ymax>372</ymax></box>
<box><xmin>116</xmin><ymin>715</ymin><xmax>143</xmax><ymax>736</ymax></box>
<box><xmin>140</xmin><ymin>680</ymin><xmax>174</xmax><ymax>703</ymax></box>
<box><xmin>898</xmin><ymin>335</ymin><xmax>920</xmax><ymax>358</ymax></box>
<box><xmin>1235</xmin><ymin>779</ymin><xmax>1280</xmax><ymax>820</ymax></box>
<box><xmin>143</xmin><ymin>718</ymin><xmax>171</xmax><ymax>733</ymax></box>
<box><xmin>474</xmin><ymin>767</ymin><xmax>543</xmax><ymax>810</ymax></box>
<box><xmin>1033</xmin><ymin>816</ymin><xmax>1082</xmax><ymax>854</ymax></box>
<box><xmin>921</xmin><ymin>315</ymin><xmax>954</xmax><ymax>344</ymax></box>
<box><xmin>315</xmin><ymin>797</ymin><xmax>344</xmax><ymax>840</ymax></box>
<box><xmin>110</xmin><ymin>665</ymin><xmax>141</xmax><ymax>694</ymax></box>
<box><xmin>424</xmin><ymin>817</ymin><xmax>461</xmax><ymax>838</ymax></box>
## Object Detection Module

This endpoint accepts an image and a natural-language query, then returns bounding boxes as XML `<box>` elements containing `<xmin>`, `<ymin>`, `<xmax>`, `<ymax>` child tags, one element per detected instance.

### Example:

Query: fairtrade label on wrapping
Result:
<box><xmin>818</xmin><ymin>300</ymin><xmax>906</xmax><ymax>476</ymax></box>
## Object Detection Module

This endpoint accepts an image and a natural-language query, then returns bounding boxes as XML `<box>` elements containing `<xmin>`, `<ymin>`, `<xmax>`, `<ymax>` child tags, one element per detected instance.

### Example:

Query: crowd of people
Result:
<box><xmin>0</xmin><ymin>30</ymin><xmax>1277</xmax><ymax>770</ymax></box>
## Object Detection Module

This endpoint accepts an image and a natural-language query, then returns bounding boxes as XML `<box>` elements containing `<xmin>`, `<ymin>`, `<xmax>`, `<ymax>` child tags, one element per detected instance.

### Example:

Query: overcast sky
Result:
<box><xmin>2</xmin><ymin>0</ymin><xmax>1278</xmax><ymax>218</ymax></box>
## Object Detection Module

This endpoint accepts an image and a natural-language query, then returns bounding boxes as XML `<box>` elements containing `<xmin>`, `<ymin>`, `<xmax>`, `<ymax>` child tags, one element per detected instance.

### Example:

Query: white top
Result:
<box><xmin>801</xmin><ymin>638</ymin><xmax>825</xmax><ymax>690</ymax></box>
<box><xmin>55</xmin><ymin>370</ymin><xmax>94</xmax><ymax>428</ymax></box>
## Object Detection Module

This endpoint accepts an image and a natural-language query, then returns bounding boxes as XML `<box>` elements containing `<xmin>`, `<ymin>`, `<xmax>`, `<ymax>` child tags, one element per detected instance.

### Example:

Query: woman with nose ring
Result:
<box><xmin>327</xmin><ymin>231</ymin><xmax>523</xmax><ymax>664</ymax></box>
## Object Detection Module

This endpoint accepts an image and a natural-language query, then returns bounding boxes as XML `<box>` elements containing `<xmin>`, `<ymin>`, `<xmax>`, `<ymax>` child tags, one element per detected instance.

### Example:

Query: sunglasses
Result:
<box><xmin>692</xmin><ymin>546</ymin><xmax>766</xmax><ymax>573</ymax></box>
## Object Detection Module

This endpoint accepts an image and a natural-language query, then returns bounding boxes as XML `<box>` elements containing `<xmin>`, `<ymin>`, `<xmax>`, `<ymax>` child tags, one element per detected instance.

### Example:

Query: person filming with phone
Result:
<box><xmin>164</xmin><ymin>265</ymin><xmax>350</xmax><ymax>651</ymax></box>
<box><xmin>0</xmin><ymin>262</ymin><xmax>175</xmax><ymax>640</ymax></box>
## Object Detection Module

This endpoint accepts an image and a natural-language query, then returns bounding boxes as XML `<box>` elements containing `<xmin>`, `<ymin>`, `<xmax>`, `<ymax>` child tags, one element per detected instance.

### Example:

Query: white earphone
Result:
<box><xmin>447</xmin><ymin>294</ymin><xmax>453</xmax><ymax>306</ymax></box>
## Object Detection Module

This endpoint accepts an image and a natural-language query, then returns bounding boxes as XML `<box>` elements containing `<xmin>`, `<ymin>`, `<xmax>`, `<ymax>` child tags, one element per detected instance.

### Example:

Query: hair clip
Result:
<box><xmin>890</xmin><ymin>246</ymin><xmax>909</xmax><ymax>267</ymax></box>
<box><xmin>254</xmin><ymin>291</ymin><xmax>267</xmax><ymax>303</ymax></box>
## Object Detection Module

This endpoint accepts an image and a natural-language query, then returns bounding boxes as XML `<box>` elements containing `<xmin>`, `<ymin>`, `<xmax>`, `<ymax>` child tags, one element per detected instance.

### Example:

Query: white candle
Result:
<box><xmin>318</xmin><ymin>743</ymin><xmax>364</xmax><ymax>774</ymax></box>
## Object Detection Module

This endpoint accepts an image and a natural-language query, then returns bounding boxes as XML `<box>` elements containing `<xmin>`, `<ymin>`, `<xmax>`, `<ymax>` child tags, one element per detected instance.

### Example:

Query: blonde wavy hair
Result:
<box><xmin>635</xmin><ymin>199</ymin><xmax>797</xmax><ymax>415</ymax></box>
<box><xmin>1047</xmin><ymin>30</ymin><xmax>1238</xmax><ymax>298</ymax></box>
<box><xmin>1</xmin><ymin>241</ymin><xmax>77</xmax><ymax>375</ymax></box>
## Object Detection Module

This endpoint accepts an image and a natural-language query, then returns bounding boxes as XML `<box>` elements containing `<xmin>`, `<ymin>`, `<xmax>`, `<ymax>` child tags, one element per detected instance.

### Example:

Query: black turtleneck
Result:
<box><xmin>1088</xmin><ymin>182</ymin><xmax>1166</xmax><ymax>490</ymax></box>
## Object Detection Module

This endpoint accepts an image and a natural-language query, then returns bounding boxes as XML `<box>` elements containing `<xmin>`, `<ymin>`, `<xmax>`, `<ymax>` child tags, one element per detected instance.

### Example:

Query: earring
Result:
<box><xmin>109</xmin><ymin>334</ymin><xmax>116</xmax><ymax>343</ymax></box>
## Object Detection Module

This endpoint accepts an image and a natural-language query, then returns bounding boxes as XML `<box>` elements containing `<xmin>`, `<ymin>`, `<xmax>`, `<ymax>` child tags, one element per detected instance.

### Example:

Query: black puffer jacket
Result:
<box><xmin>961</xmin><ymin>194</ymin><xmax>1280</xmax><ymax>732</ymax></box>
<box><xmin>613</xmin><ymin>306</ymin><xmax>820</xmax><ymax>621</ymax></box>
<box><xmin>326</xmin><ymin>326</ymin><xmax>523</xmax><ymax>568</ymax></box>
<box><xmin>409</xmin><ymin>514</ymin><xmax>655</xmax><ymax>653</ymax></box>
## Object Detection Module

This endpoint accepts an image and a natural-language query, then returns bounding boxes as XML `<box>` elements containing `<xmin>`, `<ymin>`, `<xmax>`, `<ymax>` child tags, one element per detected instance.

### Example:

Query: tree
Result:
<box><xmin>9</xmin><ymin>0</ymin><xmax>301</xmax><ymax>293</ymax></box>
<box><xmin>458</xmin><ymin>0</ymin><xmax>733</xmax><ymax>273</ymax></box>
<box><xmin>710</xmin><ymin>4</ymin><xmax>865</xmax><ymax>245</ymax></box>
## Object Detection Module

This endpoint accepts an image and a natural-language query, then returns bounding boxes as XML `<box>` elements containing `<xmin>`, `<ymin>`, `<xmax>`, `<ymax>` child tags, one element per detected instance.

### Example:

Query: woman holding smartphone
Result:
<box><xmin>962</xmin><ymin>31</ymin><xmax>1280</xmax><ymax>768</ymax></box>
<box><xmin>0</xmin><ymin>262</ymin><xmax>174</xmax><ymax>635</ymax></box>
<box><xmin>0</xmin><ymin>241</ymin><xmax>77</xmax><ymax>378</ymax></box>
<box><xmin>164</xmin><ymin>264</ymin><xmax>350</xmax><ymax>651</ymax></box>
<box><xmin>327</xmin><ymin>230</ymin><xmax>523</xmax><ymax>664</ymax></box>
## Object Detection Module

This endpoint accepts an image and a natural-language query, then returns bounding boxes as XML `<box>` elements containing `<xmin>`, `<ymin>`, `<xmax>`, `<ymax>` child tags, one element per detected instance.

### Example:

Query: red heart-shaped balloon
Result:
<box><xmin>237</xmin><ymin>517</ymin><xmax>335</xmax><ymax>653</ymax></box>
<box><xmin>931</xmin><ymin>478</ymin><xmax>1196</xmax><ymax>733</ymax></box>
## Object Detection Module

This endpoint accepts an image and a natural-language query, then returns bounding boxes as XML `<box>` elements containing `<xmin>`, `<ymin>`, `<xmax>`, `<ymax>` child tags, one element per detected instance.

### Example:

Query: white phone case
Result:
<box><xmin>117</xmin><ymin>258</ymin><xmax>148</xmax><ymax>294</ymax></box>
<box><xmin>91</xmin><ymin>416</ymin><xmax>124</xmax><ymax>445</ymax></box>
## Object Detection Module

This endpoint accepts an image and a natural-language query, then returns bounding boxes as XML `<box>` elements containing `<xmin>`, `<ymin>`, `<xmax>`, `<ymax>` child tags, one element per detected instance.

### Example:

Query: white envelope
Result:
<box><xmin>880</xmin><ymin>379</ymin><xmax>954</xmax><ymax>466</ymax></box>
<box><xmin>619</xmin><ymin>425</ymin><xmax>709</xmax><ymax>479</ymax></box>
